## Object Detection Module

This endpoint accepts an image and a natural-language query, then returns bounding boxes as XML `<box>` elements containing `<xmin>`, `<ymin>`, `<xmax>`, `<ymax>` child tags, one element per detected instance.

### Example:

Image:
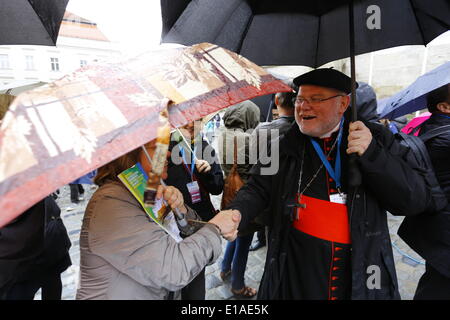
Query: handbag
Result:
<box><xmin>220</xmin><ymin>136</ymin><xmax>244</xmax><ymax>210</ymax></box>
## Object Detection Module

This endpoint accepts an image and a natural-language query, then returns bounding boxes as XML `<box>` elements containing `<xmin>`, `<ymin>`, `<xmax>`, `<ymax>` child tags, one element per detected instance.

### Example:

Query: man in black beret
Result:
<box><xmin>221</xmin><ymin>68</ymin><xmax>435</xmax><ymax>299</ymax></box>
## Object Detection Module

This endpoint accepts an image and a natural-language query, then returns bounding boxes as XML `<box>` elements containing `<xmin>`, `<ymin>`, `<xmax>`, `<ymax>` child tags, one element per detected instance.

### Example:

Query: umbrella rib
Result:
<box><xmin>214</xmin><ymin>3</ymin><xmax>253</xmax><ymax>53</ymax></box>
<box><xmin>408</xmin><ymin>0</ymin><xmax>427</xmax><ymax>44</ymax></box>
<box><xmin>314</xmin><ymin>13</ymin><xmax>322</xmax><ymax>68</ymax></box>
<box><xmin>236</xmin><ymin>13</ymin><xmax>254</xmax><ymax>54</ymax></box>
<box><xmin>26</xmin><ymin>0</ymin><xmax>57</xmax><ymax>43</ymax></box>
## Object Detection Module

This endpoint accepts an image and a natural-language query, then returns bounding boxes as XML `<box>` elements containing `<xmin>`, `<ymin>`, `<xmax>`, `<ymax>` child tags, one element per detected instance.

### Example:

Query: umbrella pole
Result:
<box><xmin>175</xmin><ymin>128</ymin><xmax>194</xmax><ymax>155</ymax></box>
<box><xmin>348</xmin><ymin>0</ymin><xmax>362</xmax><ymax>187</ymax></box>
<box><xmin>140</xmin><ymin>145</ymin><xmax>190</xmax><ymax>229</ymax></box>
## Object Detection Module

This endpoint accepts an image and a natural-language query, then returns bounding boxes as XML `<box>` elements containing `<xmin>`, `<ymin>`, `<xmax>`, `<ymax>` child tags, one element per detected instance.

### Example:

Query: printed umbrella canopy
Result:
<box><xmin>0</xmin><ymin>0</ymin><xmax>69</xmax><ymax>46</ymax></box>
<box><xmin>0</xmin><ymin>42</ymin><xmax>291</xmax><ymax>227</ymax></box>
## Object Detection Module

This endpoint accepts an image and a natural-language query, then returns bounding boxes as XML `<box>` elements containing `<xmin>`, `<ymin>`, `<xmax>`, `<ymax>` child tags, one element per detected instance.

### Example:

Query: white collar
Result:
<box><xmin>319</xmin><ymin>121</ymin><xmax>341</xmax><ymax>139</ymax></box>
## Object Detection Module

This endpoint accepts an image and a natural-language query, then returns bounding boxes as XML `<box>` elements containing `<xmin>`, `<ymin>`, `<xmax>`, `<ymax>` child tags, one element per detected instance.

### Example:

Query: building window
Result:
<box><xmin>25</xmin><ymin>55</ymin><xmax>34</xmax><ymax>70</ymax></box>
<box><xmin>50</xmin><ymin>57</ymin><xmax>59</xmax><ymax>71</ymax></box>
<box><xmin>0</xmin><ymin>54</ymin><xmax>10</xmax><ymax>69</ymax></box>
<box><xmin>80</xmin><ymin>60</ymin><xmax>88</xmax><ymax>67</ymax></box>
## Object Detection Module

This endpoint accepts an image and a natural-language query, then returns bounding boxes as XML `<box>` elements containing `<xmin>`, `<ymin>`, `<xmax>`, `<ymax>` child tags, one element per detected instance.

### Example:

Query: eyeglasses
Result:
<box><xmin>292</xmin><ymin>94</ymin><xmax>345</xmax><ymax>106</ymax></box>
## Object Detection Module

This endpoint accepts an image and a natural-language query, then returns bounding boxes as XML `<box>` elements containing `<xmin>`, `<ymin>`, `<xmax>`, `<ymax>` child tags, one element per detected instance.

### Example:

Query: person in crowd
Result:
<box><xmin>214</xmin><ymin>113</ymin><xmax>221</xmax><ymax>129</ymax></box>
<box><xmin>354</xmin><ymin>82</ymin><xmax>379</xmax><ymax>122</ymax></box>
<box><xmin>69</xmin><ymin>183</ymin><xmax>85</xmax><ymax>204</ymax></box>
<box><xmin>68</xmin><ymin>170</ymin><xmax>97</xmax><ymax>207</ymax></box>
<box><xmin>165</xmin><ymin>121</ymin><xmax>224</xmax><ymax>300</ymax></box>
<box><xmin>392</xmin><ymin>116</ymin><xmax>408</xmax><ymax>132</ymax></box>
<box><xmin>398</xmin><ymin>83</ymin><xmax>450</xmax><ymax>299</ymax></box>
<box><xmin>249</xmin><ymin>88</ymin><xmax>297</xmax><ymax>252</ymax></box>
<box><xmin>76</xmin><ymin>139</ymin><xmax>240</xmax><ymax>300</ymax></box>
<box><xmin>218</xmin><ymin>101</ymin><xmax>260</xmax><ymax>298</ymax></box>
<box><xmin>0</xmin><ymin>196</ymin><xmax>72</xmax><ymax>300</ymax></box>
<box><xmin>379</xmin><ymin>118</ymin><xmax>400</xmax><ymax>134</ymax></box>
<box><xmin>224</xmin><ymin>68</ymin><xmax>434</xmax><ymax>299</ymax></box>
<box><xmin>0</xmin><ymin>106</ymin><xmax>72</xmax><ymax>300</ymax></box>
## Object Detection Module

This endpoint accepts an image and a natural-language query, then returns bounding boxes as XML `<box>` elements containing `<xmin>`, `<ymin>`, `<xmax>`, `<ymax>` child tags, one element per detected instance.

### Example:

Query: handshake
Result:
<box><xmin>156</xmin><ymin>185</ymin><xmax>241</xmax><ymax>241</ymax></box>
<box><xmin>208</xmin><ymin>210</ymin><xmax>241</xmax><ymax>241</ymax></box>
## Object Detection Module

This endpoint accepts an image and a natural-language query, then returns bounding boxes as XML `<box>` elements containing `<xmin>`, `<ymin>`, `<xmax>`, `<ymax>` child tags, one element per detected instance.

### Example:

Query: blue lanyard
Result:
<box><xmin>437</xmin><ymin>114</ymin><xmax>450</xmax><ymax>120</ymax></box>
<box><xmin>180</xmin><ymin>146</ymin><xmax>196</xmax><ymax>181</ymax></box>
<box><xmin>309</xmin><ymin>118</ymin><xmax>344</xmax><ymax>191</ymax></box>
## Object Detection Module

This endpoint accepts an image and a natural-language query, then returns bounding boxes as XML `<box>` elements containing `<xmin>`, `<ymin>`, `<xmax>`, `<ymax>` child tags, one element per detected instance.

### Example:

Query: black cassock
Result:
<box><xmin>279</xmin><ymin>131</ymin><xmax>352</xmax><ymax>300</ymax></box>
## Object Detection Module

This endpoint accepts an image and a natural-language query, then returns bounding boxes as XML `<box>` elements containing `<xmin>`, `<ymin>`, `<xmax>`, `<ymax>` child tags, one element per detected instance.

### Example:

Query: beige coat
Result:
<box><xmin>76</xmin><ymin>181</ymin><xmax>222</xmax><ymax>300</ymax></box>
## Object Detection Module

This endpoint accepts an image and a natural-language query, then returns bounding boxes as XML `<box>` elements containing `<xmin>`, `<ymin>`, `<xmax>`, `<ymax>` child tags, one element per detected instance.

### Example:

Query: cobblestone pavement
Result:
<box><xmin>47</xmin><ymin>183</ymin><xmax>424</xmax><ymax>301</ymax></box>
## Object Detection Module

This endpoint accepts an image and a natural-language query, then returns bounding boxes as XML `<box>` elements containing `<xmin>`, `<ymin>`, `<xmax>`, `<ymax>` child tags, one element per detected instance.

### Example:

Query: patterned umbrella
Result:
<box><xmin>0</xmin><ymin>42</ymin><xmax>290</xmax><ymax>227</ymax></box>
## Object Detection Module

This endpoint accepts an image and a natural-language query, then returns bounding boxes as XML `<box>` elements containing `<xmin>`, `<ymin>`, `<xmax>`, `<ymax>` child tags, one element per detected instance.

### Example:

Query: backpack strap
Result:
<box><xmin>399</xmin><ymin>132</ymin><xmax>431</xmax><ymax>168</ymax></box>
<box><xmin>399</xmin><ymin>132</ymin><xmax>448</xmax><ymax>212</ymax></box>
<box><xmin>419</xmin><ymin>125</ymin><xmax>450</xmax><ymax>143</ymax></box>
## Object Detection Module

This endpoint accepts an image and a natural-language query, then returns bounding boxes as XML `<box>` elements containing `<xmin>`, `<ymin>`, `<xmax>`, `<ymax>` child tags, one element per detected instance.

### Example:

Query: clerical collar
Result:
<box><xmin>319</xmin><ymin>120</ymin><xmax>342</xmax><ymax>139</ymax></box>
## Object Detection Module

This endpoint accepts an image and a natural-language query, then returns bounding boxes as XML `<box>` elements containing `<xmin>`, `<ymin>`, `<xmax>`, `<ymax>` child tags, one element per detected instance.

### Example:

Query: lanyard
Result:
<box><xmin>437</xmin><ymin>114</ymin><xmax>450</xmax><ymax>120</ymax></box>
<box><xmin>180</xmin><ymin>146</ymin><xmax>196</xmax><ymax>181</ymax></box>
<box><xmin>309</xmin><ymin>118</ymin><xmax>344</xmax><ymax>192</ymax></box>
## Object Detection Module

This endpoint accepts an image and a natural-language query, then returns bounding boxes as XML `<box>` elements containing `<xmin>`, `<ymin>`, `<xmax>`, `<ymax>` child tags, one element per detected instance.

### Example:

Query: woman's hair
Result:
<box><xmin>94</xmin><ymin>147</ymin><xmax>142</xmax><ymax>186</ymax></box>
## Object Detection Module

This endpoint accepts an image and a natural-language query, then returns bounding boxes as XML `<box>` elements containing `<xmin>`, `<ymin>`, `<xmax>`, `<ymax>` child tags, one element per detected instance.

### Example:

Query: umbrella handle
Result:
<box><xmin>348</xmin><ymin>0</ymin><xmax>362</xmax><ymax>188</ymax></box>
<box><xmin>348</xmin><ymin>153</ymin><xmax>362</xmax><ymax>187</ymax></box>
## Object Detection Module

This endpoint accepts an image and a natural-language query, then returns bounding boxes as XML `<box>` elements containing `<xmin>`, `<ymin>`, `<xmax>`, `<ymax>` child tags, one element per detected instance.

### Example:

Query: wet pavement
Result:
<box><xmin>45</xmin><ymin>183</ymin><xmax>424</xmax><ymax>300</ymax></box>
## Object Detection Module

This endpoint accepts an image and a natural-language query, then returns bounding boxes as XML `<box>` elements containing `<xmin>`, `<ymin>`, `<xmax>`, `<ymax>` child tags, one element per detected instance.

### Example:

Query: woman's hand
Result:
<box><xmin>156</xmin><ymin>185</ymin><xmax>187</xmax><ymax>214</ymax></box>
<box><xmin>195</xmin><ymin>159</ymin><xmax>211</xmax><ymax>173</ymax></box>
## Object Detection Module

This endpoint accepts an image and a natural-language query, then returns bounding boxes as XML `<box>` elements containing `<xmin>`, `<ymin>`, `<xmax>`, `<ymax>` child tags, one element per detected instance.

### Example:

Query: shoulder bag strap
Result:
<box><xmin>233</xmin><ymin>135</ymin><xmax>238</xmax><ymax>167</ymax></box>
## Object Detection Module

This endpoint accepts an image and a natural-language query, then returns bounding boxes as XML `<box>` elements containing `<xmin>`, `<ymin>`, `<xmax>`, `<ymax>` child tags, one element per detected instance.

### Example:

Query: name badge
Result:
<box><xmin>329</xmin><ymin>193</ymin><xmax>347</xmax><ymax>205</ymax></box>
<box><xmin>187</xmin><ymin>181</ymin><xmax>201</xmax><ymax>204</ymax></box>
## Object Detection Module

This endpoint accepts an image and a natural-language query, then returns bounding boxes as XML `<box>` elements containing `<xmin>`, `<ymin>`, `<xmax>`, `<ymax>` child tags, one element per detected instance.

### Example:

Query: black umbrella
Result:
<box><xmin>161</xmin><ymin>0</ymin><xmax>450</xmax><ymax>122</ymax></box>
<box><xmin>162</xmin><ymin>0</ymin><xmax>449</xmax><ymax>67</ymax></box>
<box><xmin>161</xmin><ymin>0</ymin><xmax>450</xmax><ymax>185</ymax></box>
<box><xmin>0</xmin><ymin>0</ymin><xmax>69</xmax><ymax>46</ymax></box>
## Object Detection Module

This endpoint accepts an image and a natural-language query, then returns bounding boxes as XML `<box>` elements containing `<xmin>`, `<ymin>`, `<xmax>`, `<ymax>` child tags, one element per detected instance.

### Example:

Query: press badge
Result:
<box><xmin>329</xmin><ymin>193</ymin><xmax>347</xmax><ymax>205</ymax></box>
<box><xmin>187</xmin><ymin>181</ymin><xmax>201</xmax><ymax>204</ymax></box>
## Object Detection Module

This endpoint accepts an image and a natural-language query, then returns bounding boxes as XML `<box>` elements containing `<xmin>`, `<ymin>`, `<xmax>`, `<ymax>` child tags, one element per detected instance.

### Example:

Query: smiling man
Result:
<box><xmin>223</xmin><ymin>68</ymin><xmax>435</xmax><ymax>300</ymax></box>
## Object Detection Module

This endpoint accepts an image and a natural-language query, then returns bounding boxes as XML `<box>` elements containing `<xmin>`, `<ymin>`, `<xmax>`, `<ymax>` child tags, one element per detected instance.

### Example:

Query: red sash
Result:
<box><xmin>293</xmin><ymin>194</ymin><xmax>351</xmax><ymax>244</ymax></box>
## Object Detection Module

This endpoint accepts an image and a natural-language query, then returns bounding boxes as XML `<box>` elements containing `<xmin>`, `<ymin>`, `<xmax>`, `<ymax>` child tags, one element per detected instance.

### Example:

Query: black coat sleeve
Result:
<box><xmin>227</xmin><ymin>171</ymin><xmax>272</xmax><ymax>231</ymax></box>
<box><xmin>358</xmin><ymin>123</ymin><xmax>433</xmax><ymax>216</ymax></box>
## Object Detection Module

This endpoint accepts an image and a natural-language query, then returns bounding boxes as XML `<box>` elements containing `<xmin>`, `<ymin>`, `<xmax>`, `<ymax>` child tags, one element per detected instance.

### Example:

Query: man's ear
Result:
<box><xmin>340</xmin><ymin>95</ymin><xmax>351</xmax><ymax>113</ymax></box>
<box><xmin>274</xmin><ymin>95</ymin><xmax>279</xmax><ymax>107</ymax></box>
<box><xmin>436</xmin><ymin>102</ymin><xmax>450</xmax><ymax>114</ymax></box>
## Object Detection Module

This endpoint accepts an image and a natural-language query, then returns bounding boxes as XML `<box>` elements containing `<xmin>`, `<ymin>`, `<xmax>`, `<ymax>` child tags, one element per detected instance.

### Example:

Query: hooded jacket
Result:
<box><xmin>219</xmin><ymin>100</ymin><xmax>260</xmax><ymax>183</ymax></box>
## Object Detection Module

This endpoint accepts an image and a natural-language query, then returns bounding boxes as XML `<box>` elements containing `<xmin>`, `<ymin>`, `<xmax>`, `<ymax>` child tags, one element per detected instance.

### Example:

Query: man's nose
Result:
<box><xmin>297</xmin><ymin>103</ymin><xmax>311</xmax><ymax>112</ymax></box>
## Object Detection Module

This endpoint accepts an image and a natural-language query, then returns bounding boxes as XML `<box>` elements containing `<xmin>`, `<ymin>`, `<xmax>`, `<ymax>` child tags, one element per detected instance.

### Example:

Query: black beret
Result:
<box><xmin>293</xmin><ymin>68</ymin><xmax>357</xmax><ymax>94</ymax></box>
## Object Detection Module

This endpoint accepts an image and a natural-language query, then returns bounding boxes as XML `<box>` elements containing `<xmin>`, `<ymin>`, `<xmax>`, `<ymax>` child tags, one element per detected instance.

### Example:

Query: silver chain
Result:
<box><xmin>297</xmin><ymin>136</ymin><xmax>339</xmax><ymax>198</ymax></box>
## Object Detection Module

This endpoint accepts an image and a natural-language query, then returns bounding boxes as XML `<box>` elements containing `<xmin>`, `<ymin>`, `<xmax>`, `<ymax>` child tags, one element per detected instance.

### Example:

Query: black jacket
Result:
<box><xmin>398</xmin><ymin>113</ymin><xmax>450</xmax><ymax>277</ymax></box>
<box><xmin>421</xmin><ymin>114</ymin><xmax>450</xmax><ymax>199</ymax></box>
<box><xmin>0</xmin><ymin>196</ymin><xmax>71</xmax><ymax>296</ymax></box>
<box><xmin>165</xmin><ymin>137</ymin><xmax>224</xmax><ymax>221</ymax></box>
<box><xmin>230</xmin><ymin>120</ymin><xmax>433</xmax><ymax>299</ymax></box>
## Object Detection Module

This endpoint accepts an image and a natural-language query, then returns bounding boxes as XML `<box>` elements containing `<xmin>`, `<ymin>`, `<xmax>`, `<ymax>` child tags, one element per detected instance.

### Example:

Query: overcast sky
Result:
<box><xmin>66</xmin><ymin>0</ymin><xmax>162</xmax><ymax>54</ymax></box>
